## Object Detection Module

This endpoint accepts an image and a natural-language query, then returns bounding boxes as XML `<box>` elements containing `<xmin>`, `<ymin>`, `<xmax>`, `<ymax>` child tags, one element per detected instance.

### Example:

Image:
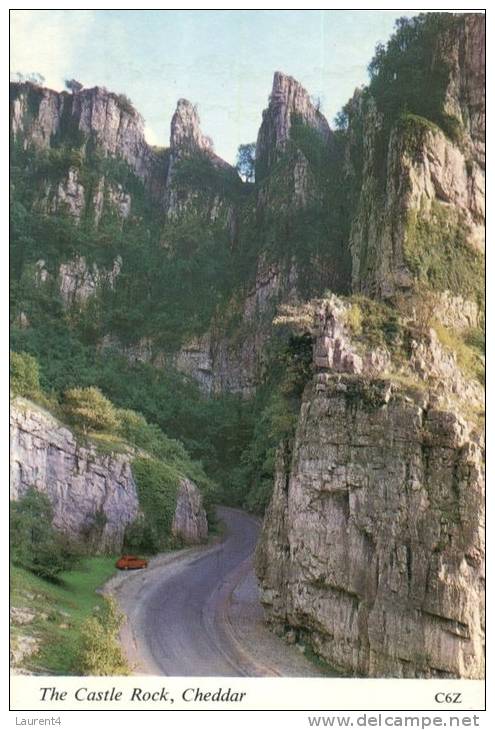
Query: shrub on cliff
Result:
<box><xmin>10</xmin><ymin>350</ymin><xmax>40</xmax><ymax>397</ymax></box>
<box><xmin>235</xmin><ymin>142</ymin><xmax>256</xmax><ymax>182</ymax></box>
<box><xmin>62</xmin><ymin>386</ymin><xmax>119</xmax><ymax>434</ymax></box>
<box><xmin>118</xmin><ymin>408</ymin><xmax>187</xmax><ymax>462</ymax></box>
<box><xmin>229</xmin><ymin>335</ymin><xmax>313</xmax><ymax>513</ymax></box>
<box><xmin>10</xmin><ymin>488</ymin><xmax>81</xmax><ymax>579</ymax></box>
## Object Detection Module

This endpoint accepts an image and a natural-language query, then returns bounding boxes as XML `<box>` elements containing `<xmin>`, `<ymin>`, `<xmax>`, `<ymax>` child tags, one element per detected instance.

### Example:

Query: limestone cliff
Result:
<box><xmin>10</xmin><ymin>399</ymin><xmax>208</xmax><ymax>551</ymax></box>
<box><xmin>58</xmin><ymin>255</ymin><xmax>122</xmax><ymax>308</ymax></box>
<box><xmin>172</xmin><ymin>477</ymin><xmax>209</xmax><ymax>544</ymax></box>
<box><xmin>347</xmin><ymin>13</ymin><xmax>485</xmax><ymax>298</ymax></box>
<box><xmin>171</xmin><ymin>72</ymin><xmax>337</xmax><ymax>394</ymax></box>
<box><xmin>10</xmin><ymin>82</ymin><xmax>166</xmax><ymax>191</ymax></box>
<box><xmin>256</xmin><ymin>297</ymin><xmax>484</xmax><ymax>678</ymax></box>
<box><xmin>256</xmin><ymin>71</ymin><xmax>332</xmax><ymax>181</ymax></box>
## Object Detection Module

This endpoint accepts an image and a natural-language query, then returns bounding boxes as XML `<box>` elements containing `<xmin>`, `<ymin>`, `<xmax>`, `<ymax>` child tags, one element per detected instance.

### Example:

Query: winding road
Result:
<box><xmin>109</xmin><ymin>506</ymin><xmax>326</xmax><ymax>677</ymax></box>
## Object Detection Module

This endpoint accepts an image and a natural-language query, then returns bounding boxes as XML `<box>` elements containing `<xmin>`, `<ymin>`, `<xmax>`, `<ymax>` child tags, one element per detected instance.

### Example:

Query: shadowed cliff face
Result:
<box><xmin>10</xmin><ymin>83</ymin><xmax>167</xmax><ymax>196</ymax></box>
<box><xmin>9</xmin><ymin>17</ymin><xmax>485</xmax><ymax>393</ymax></box>
<box><xmin>345</xmin><ymin>13</ymin><xmax>485</xmax><ymax>298</ymax></box>
<box><xmin>170</xmin><ymin>99</ymin><xmax>214</xmax><ymax>158</ymax></box>
<box><xmin>255</xmin><ymin>376</ymin><xmax>485</xmax><ymax>678</ymax></box>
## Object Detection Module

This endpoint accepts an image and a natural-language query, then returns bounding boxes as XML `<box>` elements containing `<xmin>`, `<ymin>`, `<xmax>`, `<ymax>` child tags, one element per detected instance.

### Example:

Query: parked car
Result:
<box><xmin>116</xmin><ymin>554</ymin><xmax>148</xmax><ymax>570</ymax></box>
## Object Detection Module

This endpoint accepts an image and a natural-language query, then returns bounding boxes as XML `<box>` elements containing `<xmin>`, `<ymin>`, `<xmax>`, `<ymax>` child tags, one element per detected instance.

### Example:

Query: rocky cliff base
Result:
<box><xmin>255</xmin><ymin>374</ymin><xmax>484</xmax><ymax>678</ymax></box>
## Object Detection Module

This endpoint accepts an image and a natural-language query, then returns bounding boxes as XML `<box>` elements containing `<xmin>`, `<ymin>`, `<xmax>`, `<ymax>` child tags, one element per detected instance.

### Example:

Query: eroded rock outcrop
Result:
<box><xmin>256</xmin><ymin>297</ymin><xmax>485</xmax><ymax>678</ymax></box>
<box><xmin>172</xmin><ymin>477</ymin><xmax>209</xmax><ymax>544</ymax></box>
<box><xmin>10</xmin><ymin>399</ymin><xmax>139</xmax><ymax>552</ymax></box>
<box><xmin>347</xmin><ymin>14</ymin><xmax>485</xmax><ymax>298</ymax></box>
<box><xmin>10</xmin><ymin>399</ymin><xmax>209</xmax><ymax>550</ymax></box>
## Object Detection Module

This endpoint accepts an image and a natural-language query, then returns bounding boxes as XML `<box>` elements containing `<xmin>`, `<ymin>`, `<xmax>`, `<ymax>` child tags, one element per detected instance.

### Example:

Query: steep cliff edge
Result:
<box><xmin>10</xmin><ymin>399</ymin><xmax>208</xmax><ymax>551</ymax></box>
<box><xmin>10</xmin><ymin>82</ymin><xmax>166</xmax><ymax>194</ymax></box>
<box><xmin>256</xmin><ymin>298</ymin><xmax>484</xmax><ymax>678</ymax></box>
<box><xmin>346</xmin><ymin>13</ymin><xmax>485</xmax><ymax>299</ymax></box>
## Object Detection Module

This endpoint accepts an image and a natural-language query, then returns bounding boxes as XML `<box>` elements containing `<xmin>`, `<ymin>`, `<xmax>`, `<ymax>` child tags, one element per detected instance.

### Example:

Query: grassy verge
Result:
<box><xmin>10</xmin><ymin>556</ymin><xmax>118</xmax><ymax>674</ymax></box>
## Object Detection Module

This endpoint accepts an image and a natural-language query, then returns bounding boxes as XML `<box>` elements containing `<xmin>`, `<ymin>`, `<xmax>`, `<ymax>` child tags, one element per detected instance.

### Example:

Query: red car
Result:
<box><xmin>116</xmin><ymin>554</ymin><xmax>148</xmax><ymax>570</ymax></box>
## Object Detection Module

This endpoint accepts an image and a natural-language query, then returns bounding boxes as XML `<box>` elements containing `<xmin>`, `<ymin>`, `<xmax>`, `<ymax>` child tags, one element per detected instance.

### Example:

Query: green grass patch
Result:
<box><xmin>433</xmin><ymin>320</ymin><xmax>485</xmax><ymax>385</ymax></box>
<box><xmin>10</xmin><ymin>557</ymin><xmax>118</xmax><ymax>674</ymax></box>
<box><xmin>86</xmin><ymin>431</ymin><xmax>130</xmax><ymax>455</ymax></box>
<box><xmin>345</xmin><ymin>295</ymin><xmax>405</xmax><ymax>361</ymax></box>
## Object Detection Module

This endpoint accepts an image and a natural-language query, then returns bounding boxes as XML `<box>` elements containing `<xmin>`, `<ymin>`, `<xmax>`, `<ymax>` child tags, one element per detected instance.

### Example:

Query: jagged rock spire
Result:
<box><xmin>256</xmin><ymin>71</ymin><xmax>332</xmax><ymax>179</ymax></box>
<box><xmin>169</xmin><ymin>98</ymin><xmax>214</xmax><ymax>156</ymax></box>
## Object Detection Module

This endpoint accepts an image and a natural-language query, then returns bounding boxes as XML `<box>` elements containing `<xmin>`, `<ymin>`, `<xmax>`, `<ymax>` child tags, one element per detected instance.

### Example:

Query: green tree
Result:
<box><xmin>10</xmin><ymin>488</ymin><xmax>80</xmax><ymax>579</ymax></box>
<box><xmin>65</xmin><ymin>78</ymin><xmax>83</xmax><ymax>94</ymax></box>
<box><xmin>10</xmin><ymin>351</ymin><xmax>40</xmax><ymax>397</ymax></box>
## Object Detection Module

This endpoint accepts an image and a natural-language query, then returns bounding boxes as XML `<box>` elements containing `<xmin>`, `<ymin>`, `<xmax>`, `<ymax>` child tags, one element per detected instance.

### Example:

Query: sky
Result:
<box><xmin>10</xmin><ymin>9</ymin><xmax>418</xmax><ymax>163</ymax></box>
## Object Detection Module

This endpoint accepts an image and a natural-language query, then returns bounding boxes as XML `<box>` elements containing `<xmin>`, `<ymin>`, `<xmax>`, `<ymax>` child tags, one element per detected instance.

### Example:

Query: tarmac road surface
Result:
<box><xmin>110</xmin><ymin>506</ymin><xmax>328</xmax><ymax>677</ymax></box>
<box><xmin>142</xmin><ymin>506</ymin><xmax>260</xmax><ymax>676</ymax></box>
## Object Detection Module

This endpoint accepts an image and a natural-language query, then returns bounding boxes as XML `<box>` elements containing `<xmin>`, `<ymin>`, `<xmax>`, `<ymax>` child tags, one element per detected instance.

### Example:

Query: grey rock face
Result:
<box><xmin>348</xmin><ymin>106</ymin><xmax>484</xmax><ymax>299</ymax></box>
<box><xmin>36</xmin><ymin>167</ymin><xmax>133</xmax><ymax>223</ymax></box>
<box><xmin>10</xmin><ymin>82</ymin><xmax>167</xmax><ymax>203</ymax></box>
<box><xmin>440</xmin><ymin>13</ymin><xmax>485</xmax><ymax>164</ymax></box>
<box><xmin>173</xmin><ymin>259</ymin><xmax>298</xmax><ymax>396</ymax></box>
<box><xmin>409</xmin><ymin>327</ymin><xmax>483</xmax><ymax>408</ymax></box>
<box><xmin>256</xmin><ymin>72</ymin><xmax>332</xmax><ymax>179</ymax></box>
<box><xmin>10</xmin><ymin>399</ymin><xmax>209</xmax><ymax>552</ymax></box>
<box><xmin>10</xmin><ymin>400</ymin><xmax>139</xmax><ymax>552</ymax></box>
<box><xmin>92</xmin><ymin>178</ymin><xmax>132</xmax><ymax>224</ymax></box>
<box><xmin>58</xmin><ymin>255</ymin><xmax>121</xmax><ymax>308</ymax></box>
<box><xmin>429</xmin><ymin>292</ymin><xmax>480</xmax><ymax>332</ymax></box>
<box><xmin>348</xmin><ymin>14</ymin><xmax>485</xmax><ymax>298</ymax></box>
<box><xmin>173</xmin><ymin>334</ymin><xmax>214</xmax><ymax>393</ymax></box>
<box><xmin>49</xmin><ymin>167</ymin><xmax>86</xmax><ymax>219</ymax></box>
<box><xmin>170</xmin><ymin>99</ymin><xmax>214</xmax><ymax>158</ymax></box>
<box><xmin>256</xmin><ymin>376</ymin><xmax>485</xmax><ymax>678</ymax></box>
<box><xmin>171</xmin><ymin>477</ymin><xmax>208</xmax><ymax>544</ymax></box>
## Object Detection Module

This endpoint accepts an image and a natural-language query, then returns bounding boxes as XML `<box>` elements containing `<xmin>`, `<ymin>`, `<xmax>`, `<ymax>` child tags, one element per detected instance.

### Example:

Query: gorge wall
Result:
<box><xmin>10</xmin><ymin>399</ymin><xmax>208</xmax><ymax>551</ymax></box>
<box><xmin>10</xmin><ymin>14</ymin><xmax>484</xmax><ymax>395</ymax></box>
<box><xmin>255</xmin><ymin>299</ymin><xmax>484</xmax><ymax>678</ymax></box>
